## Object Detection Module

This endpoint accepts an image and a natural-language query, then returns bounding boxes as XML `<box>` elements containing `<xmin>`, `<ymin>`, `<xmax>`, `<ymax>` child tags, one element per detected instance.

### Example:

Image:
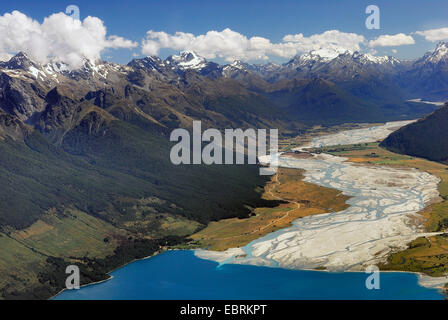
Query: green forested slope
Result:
<box><xmin>381</xmin><ymin>103</ymin><xmax>448</xmax><ymax>162</ymax></box>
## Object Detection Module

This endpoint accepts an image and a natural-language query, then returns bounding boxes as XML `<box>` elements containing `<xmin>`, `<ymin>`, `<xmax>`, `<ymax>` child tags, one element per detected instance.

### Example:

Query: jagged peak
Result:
<box><xmin>127</xmin><ymin>55</ymin><xmax>167</xmax><ymax>72</ymax></box>
<box><xmin>1</xmin><ymin>51</ymin><xmax>39</xmax><ymax>70</ymax></box>
<box><xmin>166</xmin><ymin>51</ymin><xmax>208</xmax><ymax>70</ymax></box>
<box><xmin>11</xmin><ymin>51</ymin><xmax>31</xmax><ymax>61</ymax></box>
<box><xmin>350</xmin><ymin>51</ymin><xmax>399</xmax><ymax>64</ymax></box>
<box><xmin>285</xmin><ymin>48</ymin><xmax>400</xmax><ymax>68</ymax></box>
<box><xmin>227</xmin><ymin>59</ymin><xmax>250</xmax><ymax>70</ymax></box>
<box><xmin>435</xmin><ymin>41</ymin><xmax>448</xmax><ymax>50</ymax></box>
<box><xmin>424</xmin><ymin>41</ymin><xmax>448</xmax><ymax>64</ymax></box>
<box><xmin>144</xmin><ymin>55</ymin><xmax>164</xmax><ymax>62</ymax></box>
<box><xmin>172</xmin><ymin>50</ymin><xmax>204</xmax><ymax>61</ymax></box>
<box><xmin>0</xmin><ymin>52</ymin><xmax>110</xmax><ymax>82</ymax></box>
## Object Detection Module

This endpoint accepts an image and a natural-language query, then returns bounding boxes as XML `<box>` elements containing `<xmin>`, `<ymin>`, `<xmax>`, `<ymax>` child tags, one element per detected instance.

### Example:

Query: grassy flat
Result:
<box><xmin>191</xmin><ymin>167</ymin><xmax>350</xmax><ymax>251</ymax></box>
<box><xmin>380</xmin><ymin>235</ymin><xmax>448</xmax><ymax>277</ymax></box>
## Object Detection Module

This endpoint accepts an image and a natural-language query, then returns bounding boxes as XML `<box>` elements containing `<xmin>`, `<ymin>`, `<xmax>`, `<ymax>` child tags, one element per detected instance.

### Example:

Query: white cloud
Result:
<box><xmin>282</xmin><ymin>30</ymin><xmax>365</xmax><ymax>52</ymax></box>
<box><xmin>368</xmin><ymin>33</ymin><xmax>415</xmax><ymax>47</ymax></box>
<box><xmin>415</xmin><ymin>27</ymin><xmax>448</xmax><ymax>42</ymax></box>
<box><xmin>0</xmin><ymin>10</ymin><xmax>137</xmax><ymax>68</ymax></box>
<box><xmin>107</xmin><ymin>35</ymin><xmax>138</xmax><ymax>49</ymax></box>
<box><xmin>142</xmin><ymin>28</ymin><xmax>366</xmax><ymax>62</ymax></box>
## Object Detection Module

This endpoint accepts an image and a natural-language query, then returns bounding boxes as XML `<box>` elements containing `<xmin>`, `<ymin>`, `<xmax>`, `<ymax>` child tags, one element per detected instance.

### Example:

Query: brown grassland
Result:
<box><xmin>190</xmin><ymin>167</ymin><xmax>350</xmax><ymax>251</ymax></box>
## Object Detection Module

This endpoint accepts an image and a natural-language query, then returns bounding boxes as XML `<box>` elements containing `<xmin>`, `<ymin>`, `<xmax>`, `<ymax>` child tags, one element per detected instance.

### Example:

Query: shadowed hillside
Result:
<box><xmin>381</xmin><ymin>102</ymin><xmax>448</xmax><ymax>162</ymax></box>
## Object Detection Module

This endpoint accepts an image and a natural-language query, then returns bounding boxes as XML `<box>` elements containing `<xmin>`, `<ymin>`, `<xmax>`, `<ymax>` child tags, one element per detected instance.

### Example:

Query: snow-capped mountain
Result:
<box><xmin>222</xmin><ymin>60</ymin><xmax>252</xmax><ymax>78</ymax></box>
<box><xmin>165</xmin><ymin>51</ymin><xmax>208</xmax><ymax>71</ymax></box>
<box><xmin>0</xmin><ymin>44</ymin><xmax>442</xmax><ymax>146</ymax></box>
<box><xmin>251</xmin><ymin>62</ymin><xmax>282</xmax><ymax>75</ymax></box>
<box><xmin>0</xmin><ymin>52</ymin><xmax>39</xmax><ymax>71</ymax></box>
<box><xmin>251</xmin><ymin>48</ymin><xmax>405</xmax><ymax>103</ymax></box>
<box><xmin>129</xmin><ymin>51</ymin><xmax>224</xmax><ymax>80</ymax></box>
<box><xmin>0</xmin><ymin>52</ymin><xmax>62</xmax><ymax>84</ymax></box>
<box><xmin>284</xmin><ymin>48</ymin><xmax>400</xmax><ymax>73</ymax></box>
<box><xmin>128</xmin><ymin>56</ymin><xmax>166</xmax><ymax>72</ymax></box>
<box><xmin>401</xmin><ymin>41</ymin><xmax>448</xmax><ymax>100</ymax></box>
<box><xmin>0</xmin><ymin>52</ymin><xmax>119</xmax><ymax>84</ymax></box>
<box><xmin>3</xmin><ymin>41</ymin><xmax>446</xmax><ymax>112</ymax></box>
<box><xmin>222</xmin><ymin>60</ymin><xmax>281</xmax><ymax>78</ymax></box>
<box><xmin>421</xmin><ymin>41</ymin><xmax>448</xmax><ymax>65</ymax></box>
<box><xmin>284</xmin><ymin>48</ymin><xmax>351</xmax><ymax>70</ymax></box>
<box><xmin>224</xmin><ymin>60</ymin><xmax>250</xmax><ymax>71</ymax></box>
<box><xmin>127</xmin><ymin>46</ymin><xmax>405</xmax><ymax>87</ymax></box>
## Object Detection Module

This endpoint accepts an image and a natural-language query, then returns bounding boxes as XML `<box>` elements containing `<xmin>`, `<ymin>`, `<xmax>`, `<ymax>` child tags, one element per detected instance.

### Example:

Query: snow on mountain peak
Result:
<box><xmin>286</xmin><ymin>47</ymin><xmax>352</xmax><ymax>68</ymax></box>
<box><xmin>426</xmin><ymin>41</ymin><xmax>448</xmax><ymax>63</ymax></box>
<box><xmin>352</xmin><ymin>52</ymin><xmax>399</xmax><ymax>65</ymax></box>
<box><xmin>167</xmin><ymin>51</ymin><xmax>207</xmax><ymax>70</ymax></box>
<box><xmin>435</xmin><ymin>41</ymin><xmax>448</xmax><ymax>51</ymax></box>
<box><xmin>0</xmin><ymin>52</ymin><xmax>112</xmax><ymax>83</ymax></box>
<box><xmin>310</xmin><ymin>47</ymin><xmax>352</xmax><ymax>60</ymax></box>
<box><xmin>1</xmin><ymin>52</ymin><xmax>37</xmax><ymax>70</ymax></box>
<box><xmin>230</xmin><ymin>60</ymin><xmax>248</xmax><ymax>70</ymax></box>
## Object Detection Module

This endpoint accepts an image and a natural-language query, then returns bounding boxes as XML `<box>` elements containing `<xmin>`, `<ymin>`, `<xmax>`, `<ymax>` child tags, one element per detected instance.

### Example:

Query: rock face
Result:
<box><xmin>0</xmin><ymin>109</ymin><xmax>30</xmax><ymax>140</ymax></box>
<box><xmin>0</xmin><ymin>72</ymin><xmax>46</xmax><ymax>122</ymax></box>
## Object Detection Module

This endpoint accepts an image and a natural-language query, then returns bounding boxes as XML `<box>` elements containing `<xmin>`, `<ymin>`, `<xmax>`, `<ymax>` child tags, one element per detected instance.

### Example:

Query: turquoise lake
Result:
<box><xmin>54</xmin><ymin>250</ymin><xmax>444</xmax><ymax>300</ymax></box>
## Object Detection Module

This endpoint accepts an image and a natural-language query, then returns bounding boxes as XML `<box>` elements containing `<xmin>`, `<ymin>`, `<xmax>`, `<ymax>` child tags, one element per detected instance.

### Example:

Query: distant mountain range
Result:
<box><xmin>3</xmin><ymin>43</ymin><xmax>444</xmax><ymax>133</ymax></box>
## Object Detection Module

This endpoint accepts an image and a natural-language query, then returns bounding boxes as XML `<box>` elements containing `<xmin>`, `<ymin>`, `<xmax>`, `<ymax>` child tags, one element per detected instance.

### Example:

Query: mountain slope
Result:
<box><xmin>0</xmin><ymin>53</ymin><xmax>287</xmax><ymax>298</ymax></box>
<box><xmin>381</xmin><ymin>102</ymin><xmax>448</xmax><ymax>162</ymax></box>
<box><xmin>261</xmin><ymin>77</ymin><xmax>436</xmax><ymax>125</ymax></box>
<box><xmin>400</xmin><ymin>42</ymin><xmax>448</xmax><ymax>100</ymax></box>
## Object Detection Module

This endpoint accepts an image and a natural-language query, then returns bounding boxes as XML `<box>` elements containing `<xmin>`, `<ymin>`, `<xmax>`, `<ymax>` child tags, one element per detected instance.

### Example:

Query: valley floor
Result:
<box><xmin>321</xmin><ymin>142</ymin><xmax>448</xmax><ymax>288</ymax></box>
<box><xmin>195</xmin><ymin>121</ymin><xmax>448</xmax><ymax>292</ymax></box>
<box><xmin>191</xmin><ymin>167</ymin><xmax>350</xmax><ymax>251</ymax></box>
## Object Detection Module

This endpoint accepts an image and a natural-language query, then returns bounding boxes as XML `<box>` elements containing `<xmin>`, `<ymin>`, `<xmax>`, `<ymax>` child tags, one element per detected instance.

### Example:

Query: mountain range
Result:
<box><xmin>0</xmin><ymin>42</ymin><xmax>446</xmax><ymax>298</ymax></box>
<box><xmin>1</xmin><ymin>42</ymin><xmax>446</xmax><ymax>229</ymax></box>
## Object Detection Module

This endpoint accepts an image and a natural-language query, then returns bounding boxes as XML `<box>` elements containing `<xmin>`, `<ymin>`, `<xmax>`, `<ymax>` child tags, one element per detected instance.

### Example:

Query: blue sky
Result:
<box><xmin>1</xmin><ymin>0</ymin><xmax>448</xmax><ymax>64</ymax></box>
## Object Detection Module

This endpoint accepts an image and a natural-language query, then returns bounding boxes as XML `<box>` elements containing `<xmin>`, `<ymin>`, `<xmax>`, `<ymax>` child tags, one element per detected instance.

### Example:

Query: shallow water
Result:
<box><xmin>196</xmin><ymin>120</ymin><xmax>440</xmax><ymax>271</ymax></box>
